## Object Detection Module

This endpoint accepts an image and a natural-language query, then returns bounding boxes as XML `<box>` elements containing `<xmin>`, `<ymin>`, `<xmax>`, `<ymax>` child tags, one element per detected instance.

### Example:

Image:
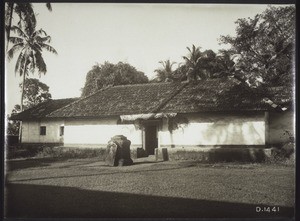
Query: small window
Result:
<box><xmin>60</xmin><ymin>126</ymin><xmax>64</xmax><ymax>136</ymax></box>
<box><xmin>40</xmin><ymin>126</ymin><xmax>46</xmax><ymax>135</ymax></box>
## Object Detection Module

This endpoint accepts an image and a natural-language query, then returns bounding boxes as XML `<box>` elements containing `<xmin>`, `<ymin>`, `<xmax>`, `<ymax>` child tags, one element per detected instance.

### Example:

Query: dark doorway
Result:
<box><xmin>145</xmin><ymin>125</ymin><xmax>158</xmax><ymax>155</ymax></box>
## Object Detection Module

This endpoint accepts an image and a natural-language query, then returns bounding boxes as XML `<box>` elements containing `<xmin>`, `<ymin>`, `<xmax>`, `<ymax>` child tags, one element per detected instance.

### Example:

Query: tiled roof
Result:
<box><xmin>48</xmin><ymin>83</ymin><xmax>187</xmax><ymax>118</ymax></box>
<box><xmin>160</xmin><ymin>78</ymin><xmax>272</xmax><ymax>113</ymax></box>
<box><xmin>10</xmin><ymin>98</ymin><xmax>79</xmax><ymax>120</ymax></box>
<box><xmin>11</xmin><ymin>78</ymin><xmax>292</xmax><ymax>120</ymax></box>
<box><xmin>265</xmin><ymin>86</ymin><xmax>293</xmax><ymax>106</ymax></box>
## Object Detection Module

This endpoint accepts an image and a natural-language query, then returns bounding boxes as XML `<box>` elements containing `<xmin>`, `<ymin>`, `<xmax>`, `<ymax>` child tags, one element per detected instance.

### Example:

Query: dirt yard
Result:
<box><xmin>5</xmin><ymin>157</ymin><xmax>295</xmax><ymax>219</ymax></box>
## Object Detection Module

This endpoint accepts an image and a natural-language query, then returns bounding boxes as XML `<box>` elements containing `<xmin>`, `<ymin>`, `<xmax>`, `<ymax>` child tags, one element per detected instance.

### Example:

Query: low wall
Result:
<box><xmin>155</xmin><ymin>146</ymin><xmax>272</xmax><ymax>163</ymax></box>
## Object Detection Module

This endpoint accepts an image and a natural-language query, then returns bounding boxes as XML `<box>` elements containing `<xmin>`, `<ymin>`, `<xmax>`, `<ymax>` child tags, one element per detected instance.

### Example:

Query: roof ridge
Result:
<box><xmin>46</xmin><ymin>86</ymin><xmax>111</xmax><ymax>117</ymax></box>
<box><xmin>110</xmin><ymin>81</ymin><xmax>182</xmax><ymax>88</ymax></box>
<box><xmin>50</xmin><ymin>97</ymin><xmax>79</xmax><ymax>101</ymax></box>
<box><xmin>151</xmin><ymin>82</ymin><xmax>189</xmax><ymax>113</ymax></box>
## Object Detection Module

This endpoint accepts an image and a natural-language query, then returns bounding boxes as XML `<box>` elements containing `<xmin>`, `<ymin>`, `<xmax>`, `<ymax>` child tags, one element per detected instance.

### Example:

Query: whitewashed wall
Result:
<box><xmin>159</xmin><ymin>112</ymin><xmax>266</xmax><ymax>146</ymax></box>
<box><xmin>22</xmin><ymin>120</ymin><xmax>64</xmax><ymax>143</ymax></box>
<box><xmin>64</xmin><ymin>118</ymin><xmax>142</xmax><ymax>147</ymax></box>
<box><xmin>21</xmin><ymin>112</ymin><xmax>267</xmax><ymax>147</ymax></box>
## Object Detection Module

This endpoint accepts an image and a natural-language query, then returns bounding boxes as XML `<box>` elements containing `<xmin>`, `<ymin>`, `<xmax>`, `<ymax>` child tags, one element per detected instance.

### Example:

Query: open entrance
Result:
<box><xmin>145</xmin><ymin>124</ymin><xmax>158</xmax><ymax>155</ymax></box>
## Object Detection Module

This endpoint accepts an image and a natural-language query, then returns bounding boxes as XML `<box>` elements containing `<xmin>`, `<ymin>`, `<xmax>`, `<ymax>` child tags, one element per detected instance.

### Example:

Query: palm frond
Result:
<box><xmin>182</xmin><ymin>56</ymin><xmax>191</xmax><ymax>63</ymax></box>
<box><xmin>186</xmin><ymin>47</ymin><xmax>191</xmax><ymax>53</ymax></box>
<box><xmin>31</xmin><ymin>43</ymin><xmax>42</xmax><ymax>52</ymax></box>
<box><xmin>192</xmin><ymin>44</ymin><xmax>196</xmax><ymax>52</ymax></box>
<box><xmin>36</xmin><ymin>35</ymin><xmax>51</xmax><ymax>43</ymax></box>
<box><xmin>11</xmin><ymin>26</ymin><xmax>28</xmax><ymax>39</ymax></box>
<box><xmin>196</xmin><ymin>56</ymin><xmax>202</xmax><ymax>64</ymax></box>
<box><xmin>170</xmin><ymin>62</ymin><xmax>176</xmax><ymax>67</ymax></box>
<box><xmin>46</xmin><ymin>3</ymin><xmax>52</xmax><ymax>11</ymax></box>
<box><xmin>34</xmin><ymin>50</ymin><xmax>47</xmax><ymax>75</ymax></box>
<box><xmin>7</xmin><ymin>42</ymin><xmax>24</xmax><ymax>60</ymax></box>
<box><xmin>9</xmin><ymin>36</ymin><xmax>24</xmax><ymax>44</ymax></box>
<box><xmin>15</xmin><ymin>49</ymin><xmax>26</xmax><ymax>75</ymax></box>
<box><xmin>34</xmin><ymin>29</ymin><xmax>47</xmax><ymax>37</ymax></box>
<box><xmin>14</xmin><ymin>3</ymin><xmax>37</xmax><ymax>36</ymax></box>
<box><xmin>39</xmin><ymin>43</ymin><xmax>58</xmax><ymax>55</ymax></box>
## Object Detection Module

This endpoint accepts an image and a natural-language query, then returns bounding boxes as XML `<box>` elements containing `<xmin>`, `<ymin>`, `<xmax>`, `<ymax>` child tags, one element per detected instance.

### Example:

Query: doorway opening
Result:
<box><xmin>145</xmin><ymin>124</ymin><xmax>158</xmax><ymax>155</ymax></box>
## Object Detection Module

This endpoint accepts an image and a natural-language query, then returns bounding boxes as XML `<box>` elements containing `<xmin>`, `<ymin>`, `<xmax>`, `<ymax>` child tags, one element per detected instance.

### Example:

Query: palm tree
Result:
<box><xmin>154</xmin><ymin>60</ymin><xmax>176</xmax><ymax>82</ymax></box>
<box><xmin>7</xmin><ymin>25</ymin><xmax>57</xmax><ymax>142</ymax></box>
<box><xmin>182</xmin><ymin>44</ymin><xmax>206</xmax><ymax>80</ymax></box>
<box><xmin>5</xmin><ymin>2</ymin><xmax>52</xmax><ymax>51</ymax></box>
<box><xmin>7</xmin><ymin>25</ymin><xmax>57</xmax><ymax>112</ymax></box>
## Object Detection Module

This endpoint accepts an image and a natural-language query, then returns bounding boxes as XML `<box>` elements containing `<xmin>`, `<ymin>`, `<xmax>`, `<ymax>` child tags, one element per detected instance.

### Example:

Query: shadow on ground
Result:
<box><xmin>5</xmin><ymin>183</ymin><xmax>294</xmax><ymax>219</ymax></box>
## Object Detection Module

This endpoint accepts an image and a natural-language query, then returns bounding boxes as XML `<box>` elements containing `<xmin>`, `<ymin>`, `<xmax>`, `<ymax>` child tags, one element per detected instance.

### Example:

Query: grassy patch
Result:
<box><xmin>7</xmin><ymin>145</ymin><xmax>107</xmax><ymax>160</ymax></box>
<box><xmin>36</xmin><ymin>146</ymin><xmax>107</xmax><ymax>159</ymax></box>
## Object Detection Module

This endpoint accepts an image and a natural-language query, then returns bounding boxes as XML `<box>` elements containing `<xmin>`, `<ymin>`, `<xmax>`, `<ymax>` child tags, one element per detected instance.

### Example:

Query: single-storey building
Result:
<box><xmin>10</xmin><ymin>77</ymin><xmax>294</xmax><ymax>161</ymax></box>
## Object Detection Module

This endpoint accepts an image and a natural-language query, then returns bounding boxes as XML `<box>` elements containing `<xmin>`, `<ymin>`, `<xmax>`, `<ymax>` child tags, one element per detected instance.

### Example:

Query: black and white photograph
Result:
<box><xmin>3</xmin><ymin>1</ymin><xmax>296</xmax><ymax>219</ymax></box>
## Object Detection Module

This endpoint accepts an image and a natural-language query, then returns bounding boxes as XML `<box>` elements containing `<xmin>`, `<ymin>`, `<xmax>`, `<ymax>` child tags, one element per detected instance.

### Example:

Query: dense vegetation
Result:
<box><xmin>81</xmin><ymin>62</ymin><xmax>149</xmax><ymax>97</ymax></box>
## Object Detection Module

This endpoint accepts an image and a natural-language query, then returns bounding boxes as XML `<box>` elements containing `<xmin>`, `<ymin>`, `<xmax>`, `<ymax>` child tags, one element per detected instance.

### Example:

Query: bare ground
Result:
<box><xmin>4</xmin><ymin>157</ymin><xmax>295</xmax><ymax>219</ymax></box>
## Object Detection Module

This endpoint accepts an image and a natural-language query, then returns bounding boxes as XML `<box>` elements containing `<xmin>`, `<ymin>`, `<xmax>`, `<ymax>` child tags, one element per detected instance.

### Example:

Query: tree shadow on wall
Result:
<box><xmin>5</xmin><ymin>183</ymin><xmax>294</xmax><ymax>219</ymax></box>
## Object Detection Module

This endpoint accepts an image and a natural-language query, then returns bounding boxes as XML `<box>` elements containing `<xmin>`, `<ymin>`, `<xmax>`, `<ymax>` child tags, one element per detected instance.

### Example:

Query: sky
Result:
<box><xmin>5</xmin><ymin>3</ymin><xmax>278</xmax><ymax>114</ymax></box>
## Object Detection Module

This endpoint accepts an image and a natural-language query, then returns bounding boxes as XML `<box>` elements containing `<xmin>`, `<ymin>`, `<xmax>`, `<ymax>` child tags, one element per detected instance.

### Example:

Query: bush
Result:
<box><xmin>266</xmin><ymin>142</ymin><xmax>295</xmax><ymax>165</ymax></box>
<box><xmin>35</xmin><ymin>147</ymin><xmax>107</xmax><ymax>160</ymax></box>
<box><xmin>7</xmin><ymin>145</ymin><xmax>43</xmax><ymax>159</ymax></box>
<box><xmin>7</xmin><ymin>145</ymin><xmax>107</xmax><ymax>160</ymax></box>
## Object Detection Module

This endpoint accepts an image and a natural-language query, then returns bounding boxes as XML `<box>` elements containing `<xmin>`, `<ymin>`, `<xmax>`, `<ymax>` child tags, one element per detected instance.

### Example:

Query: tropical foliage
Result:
<box><xmin>152</xmin><ymin>60</ymin><xmax>177</xmax><ymax>82</ymax></box>
<box><xmin>81</xmin><ymin>62</ymin><xmax>149</xmax><ymax>97</ymax></box>
<box><xmin>182</xmin><ymin>44</ymin><xmax>204</xmax><ymax>80</ymax></box>
<box><xmin>5</xmin><ymin>2</ymin><xmax>52</xmax><ymax>51</ymax></box>
<box><xmin>175</xmin><ymin>46</ymin><xmax>234</xmax><ymax>81</ymax></box>
<box><xmin>7</xmin><ymin>25</ymin><xmax>57</xmax><ymax>111</ymax></box>
<box><xmin>20</xmin><ymin>78</ymin><xmax>52</xmax><ymax>109</ymax></box>
<box><xmin>219</xmin><ymin>5</ymin><xmax>295</xmax><ymax>89</ymax></box>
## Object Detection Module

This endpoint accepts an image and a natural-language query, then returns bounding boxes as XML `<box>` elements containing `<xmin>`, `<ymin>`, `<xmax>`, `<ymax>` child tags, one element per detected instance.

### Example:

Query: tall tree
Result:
<box><xmin>180</xmin><ymin>46</ymin><xmax>234</xmax><ymax>81</ymax></box>
<box><xmin>20</xmin><ymin>78</ymin><xmax>52</xmax><ymax>109</ymax></box>
<box><xmin>153</xmin><ymin>60</ymin><xmax>176</xmax><ymax>82</ymax></box>
<box><xmin>7</xmin><ymin>23</ymin><xmax>57</xmax><ymax>142</ymax></box>
<box><xmin>7</xmin><ymin>25</ymin><xmax>57</xmax><ymax>112</ymax></box>
<box><xmin>5</xmin><ymin>2</ymin><xmax>52</xmax><ymax>51</ymax></box>
<box><xmin>81</xmin><ymin>62</ymin><xmax>149</xmax><ymax>97</ymax></box>
<box><xmin>182</xmin><ymin>44</ymin><xmax>204</xmax><ymax>80</ymax></box>
<box><xmin>219</xmin><ymin>5</ymin><xmax>295</xmax><ymax>89</ymax></box>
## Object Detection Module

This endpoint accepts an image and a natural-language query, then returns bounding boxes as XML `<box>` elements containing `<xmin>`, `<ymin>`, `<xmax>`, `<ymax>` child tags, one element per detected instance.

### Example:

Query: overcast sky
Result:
<box><xmin>6</xmin><ymin>3</ymin><xmax>279</xmax><ymax>114</ymax></box>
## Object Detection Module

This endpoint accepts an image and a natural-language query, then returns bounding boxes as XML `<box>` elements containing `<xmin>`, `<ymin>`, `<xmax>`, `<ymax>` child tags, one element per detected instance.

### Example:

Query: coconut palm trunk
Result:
<box><xmin>18</xmin><ymin>69</ymin><xmax>27</xmax><ymax>142</ymax></box>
